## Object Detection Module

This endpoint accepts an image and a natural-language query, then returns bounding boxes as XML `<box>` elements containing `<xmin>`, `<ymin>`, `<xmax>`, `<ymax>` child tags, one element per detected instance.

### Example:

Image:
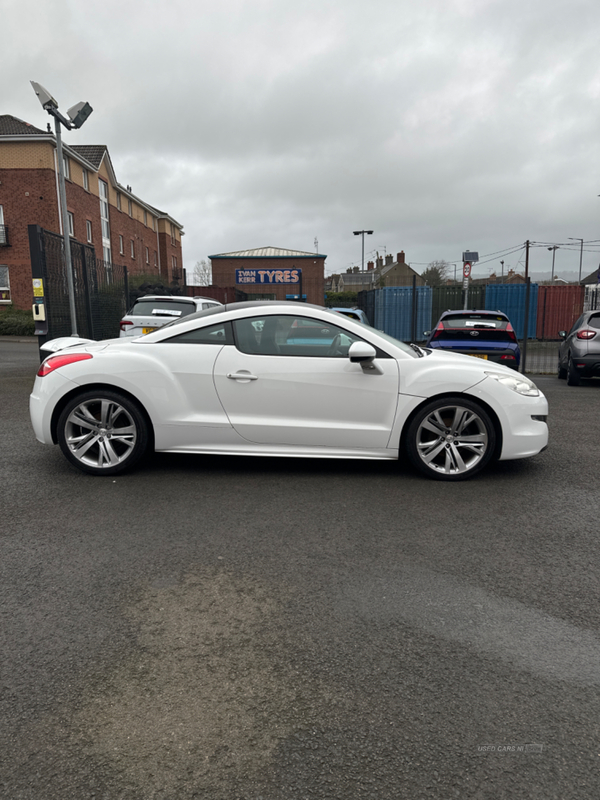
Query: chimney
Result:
<box><xmin>353</xmin><ymin>266</ymin><xmax>359</xmax><ymax>273</ymax></box>
<box><xmin>385</xmin><ymin>254</ymin><xmax>393</xmax><ymax>265</ymax></box>
<box><xmin>397</xmin><ymin>251</ymin><xmax>405</xmax><ymax>264</ymax></box>
<box><xmin>376</xmin><ymin>257</ymin><xmax>383</xmax><ymax>269</ymax></box>
<box><xmin>367</xmin><ymin>261</ymin><xmax>374</xmax><ymax>271</ymax></box>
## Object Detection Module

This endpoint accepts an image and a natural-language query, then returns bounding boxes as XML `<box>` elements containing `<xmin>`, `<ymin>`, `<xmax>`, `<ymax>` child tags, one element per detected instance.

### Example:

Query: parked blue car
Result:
<box><xmin>424</xmin><ymin>310</ymin><xmax>520</xmax><ymax>370</ymax></box>
<box><xmin>330</xmin><ymin>307</ymin><xmax>371</xmax><ymax>326</ymax></box>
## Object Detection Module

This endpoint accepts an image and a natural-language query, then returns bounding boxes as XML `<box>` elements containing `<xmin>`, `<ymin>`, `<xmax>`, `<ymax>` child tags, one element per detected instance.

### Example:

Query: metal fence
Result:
<box><xmin>29</xmin><ymin>225</ymin><xmax>129</xmax><ymax>344</ymax></box>
<box><xmin>358</xmin><ymin>281</ymin><xmax>594</xmax><ymax>375</ymax></box>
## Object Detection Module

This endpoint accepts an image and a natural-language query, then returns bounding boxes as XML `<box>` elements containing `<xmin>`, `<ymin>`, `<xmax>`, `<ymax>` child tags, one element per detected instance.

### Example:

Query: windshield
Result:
<box><xmin>323</xmin><ymin>309</ymin><xmax>418</xmax><ymax>356</ymax></box>
<box><xmin>130</xmin><ymin>299</ymin><xmax>196</xmax><ymax>317</ymax></box>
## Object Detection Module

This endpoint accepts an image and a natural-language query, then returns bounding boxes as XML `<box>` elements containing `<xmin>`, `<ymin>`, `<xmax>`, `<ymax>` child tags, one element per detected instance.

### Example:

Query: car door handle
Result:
<box><xmin>226</xmin><ymin>371</ymin><xmax>258</xmax><ymax>381</ymax></box>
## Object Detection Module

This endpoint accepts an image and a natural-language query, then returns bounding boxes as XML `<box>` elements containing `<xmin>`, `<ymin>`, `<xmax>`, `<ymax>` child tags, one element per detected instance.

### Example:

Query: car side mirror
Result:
<box><xmin>423</xmin><ymin>330</ymin><xmax>431</xmax><ymax>338</ymax></box>
<box><xmin>349</xmin><ymin>341</ymin><xmax>376</xmax><ymax>363</ymax></box>
<box><xmin>558</xmin><ymin>330</ymin><xmax>567</xmax><ymax>339</ymax></box>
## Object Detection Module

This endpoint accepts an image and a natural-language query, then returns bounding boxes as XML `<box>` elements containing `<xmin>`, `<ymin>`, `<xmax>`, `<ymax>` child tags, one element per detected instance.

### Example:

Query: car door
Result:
<box><xmin>213</xmin><ymin>313</ymin><xmax>400</xmax><ymax>449</ymax></box>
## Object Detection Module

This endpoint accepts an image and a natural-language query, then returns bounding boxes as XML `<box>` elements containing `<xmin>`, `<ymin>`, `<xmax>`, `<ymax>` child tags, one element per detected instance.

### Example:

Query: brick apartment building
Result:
<box><xmin>0</xmin><ymin>114</ymin><xmax>184</xmax><ymax>310</ymax></box>
<box><xmin>209</xmin><ymin>246</ymin><xmax>326</xmax><ymax>306</ymax></box>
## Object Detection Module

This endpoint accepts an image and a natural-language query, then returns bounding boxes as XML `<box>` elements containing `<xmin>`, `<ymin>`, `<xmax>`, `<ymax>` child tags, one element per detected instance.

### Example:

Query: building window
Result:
<box><xmin>82</xmin><ymin>168</ymin><xmax>89</xmax><ymax>191</ymax></box>
<box><xmin>170</xmin><ymin>223</ymin><xmax>176</xmax><ymax>245</ymax></box>
<box><xmin>128</xmin><ymin>198</ymin><xmax>132</xmax><ymax>217</ymax></box>
<box><xmin>145</xmin><ymin>246</ymin><xmax>149</xmax><ymax>264</ymax></box>
<box><xmin>130</xmin><ymin>240</ymin><xmax>135</xmax><ymax>258</ymax></box>
<box><xmin>143</xmin><ymin>210</ymin><xmax>147</xmax><ymax>227</ymax></box>
<box><xmin>67</xmin><ymin>212</ymin><xmax>74</xmax><ymax>237</ymax></box>
<box><xmin>151</xmin><ymin>216</ymin><xmax>155</xmax><ymax>232</ymax></box>
<box><xmin>98</xmin><ymin>179</ymin><xmax>111</xmax><ymax>262</ymax></box>
<box><xmin>86</xmin><ymin>220</ymin><xmax>92</xmax><ymax>243</ymax></box>
<box><xmin>172</xmin><ymin>256</ymin><xmax>177</xmax><ymax>270</ymax></box>
<box><xmin>63</xmin><ymin>155</ymin><xmax>70</xmax><ymax>180</ymax></box>
<box><xmin>0</xmin><ymin>205</ymin><xmax>6</xmax><ymax>246</ymax></box>
<box><xmin>117</xmin><ymin>192</ymin><xmax>122</xmax><ymax>211</ymax></box>
<box><xmin>154</xmin><ymin>251</ymin><xmax>157</xmax><ymax>266</ymax></box>
<box><xmin>119</xmin><ymin>235</ymin><xmax>124</xmax><ymax>255</ymax></box>
<box><xmin>0</xmin><ymin>265</ymin><xmax>10</xmax><ymax>303</ymax></box>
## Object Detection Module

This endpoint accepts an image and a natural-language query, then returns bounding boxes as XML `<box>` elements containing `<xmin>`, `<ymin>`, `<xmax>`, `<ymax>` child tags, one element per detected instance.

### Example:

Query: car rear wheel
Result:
<box><xmin>566</xmin><ymin>355</ymin><xmax>581</xmax><ymax>386</ymax></box>
<box><xmin>57</xmin><ymin>390</ymin><xmax>149</xmax><ymax>475</ymax></box>
<box><xmin>405</xmin><ymin>397</ymin><xmax>496</xmax><ymax>481</ymax></box>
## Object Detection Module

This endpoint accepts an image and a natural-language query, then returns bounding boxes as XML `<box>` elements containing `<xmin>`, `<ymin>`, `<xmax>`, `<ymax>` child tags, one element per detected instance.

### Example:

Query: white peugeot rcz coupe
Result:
<box><xmin>30</xmin><ymin>301</ymin><xmax>548</xmax><ymax>481</ymax></box>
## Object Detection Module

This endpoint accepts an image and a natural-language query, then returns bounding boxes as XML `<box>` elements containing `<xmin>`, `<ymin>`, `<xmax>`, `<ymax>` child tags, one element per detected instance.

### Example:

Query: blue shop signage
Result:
<box><xmin>236</xmin><ymin>268</ymin><xmax>301</xmax><ymax>285</ymax></box>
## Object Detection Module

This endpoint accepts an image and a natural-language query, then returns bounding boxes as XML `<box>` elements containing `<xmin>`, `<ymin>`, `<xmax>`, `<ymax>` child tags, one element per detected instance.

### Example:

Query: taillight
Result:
<box><xmin>577</xmin><ymin>329</ymin><xmax>596</xmax><ymax>340</ymax></box>
<box><xmin>501</xmin><ymin>354</ymin><xmax>516</xmax><ymax>360</ymax></box>
<box><xmin>432</xmin><ymin>321</ymin><xmax>444</xmax><ymax>340</ymax></box>
<box><xmin>506</xmin><ymin>322</ymin><xmax>517</xmax><ymax>342</ymax></box>
<box><xmin>37</xmin><ymin>352</ymin><xmax>92</xmax><ymax>377</ymax></box>
<box><xmin>120</xmin><ymin>320</ymin><xmax>134</xmax><ymax>332</ymax></box>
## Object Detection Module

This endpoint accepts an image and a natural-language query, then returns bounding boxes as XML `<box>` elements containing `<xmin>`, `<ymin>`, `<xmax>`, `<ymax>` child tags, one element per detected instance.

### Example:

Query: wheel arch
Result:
<box><xmin>50</xmin><ymin>383</ymin><xmax>155</xmax><ymax>450</ymax></box>
<box><xmin>399</xmin><ymin>391</ymin><xmax>503</xmax><ymax>461</ymax></box>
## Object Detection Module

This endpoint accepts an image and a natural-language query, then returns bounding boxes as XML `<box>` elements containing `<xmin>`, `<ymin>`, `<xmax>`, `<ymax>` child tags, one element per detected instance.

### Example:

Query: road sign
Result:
<box><xmin>463</xmin><ymin>262</ymin><xmax>472</xmax><ymax>278</ymax></box>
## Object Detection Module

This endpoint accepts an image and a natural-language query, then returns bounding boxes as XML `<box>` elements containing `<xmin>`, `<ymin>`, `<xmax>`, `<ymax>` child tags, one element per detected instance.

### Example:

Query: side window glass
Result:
<box><xmin>162</xmin><ymin>321</ymin><xmax>233</xmax><ymax>344</ymax></box>
<box><xmin>588</xmin><ymin>314</ymin><xmax>600</xmax><ymax>330</ymax></box>
<box><xmin>233</xmin><ymin>315</ymin><xmax>364</xmax><ymax>357</ymax></box>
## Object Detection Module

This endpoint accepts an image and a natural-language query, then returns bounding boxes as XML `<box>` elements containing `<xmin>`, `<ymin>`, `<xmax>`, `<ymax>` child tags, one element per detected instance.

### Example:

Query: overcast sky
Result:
<box><xmin>4</xmin><ymin>0</ymin><xmax>600</xmax><ymax>280</ymax></box>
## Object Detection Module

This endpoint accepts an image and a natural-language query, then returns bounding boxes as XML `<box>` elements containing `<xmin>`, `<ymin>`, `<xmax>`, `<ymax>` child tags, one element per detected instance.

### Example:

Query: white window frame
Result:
<box><xmin>128</xmin><ymin>198</ymin><xmax>132</xmax><ymax>217</ymax></box>
<box><xmin>98</xmin><ymin>179</ymin><xmax>112</xmax><ymax>262</ymax></box>
<box><xmin>154</xmin><ymin>251</ymin><xmax>157</xmax><ymax>266</ymax></box>
<box><xmin>67</xmin><ymin>211</ymin><xmax>74</xmax><ymax>237</ymax></box>
<box><xmin>82</xmin><ymin>168</ymin><xmax>89</xmax><ymax>191</ymax></box>
<box><xmin>0</xmin><ymin>265</ymin><xmax>10</xmax><ymax>303</ymax></box>
<box><xmin>117</xmin><ymin>192</ymin><xmax>122</xmax><ymax>211</ymax></box>
<box><xmin>145</xmin><ymin>246</ymin><xmax>149</xmax><ymax>264</ymax></box>
<box><xmin>172</xmin><ymin>255</ymin><xmax>177</xmax><ymax>270</ymax></box>
<box><xmin>119</xmin><ymin>235</ymin><xmax>124</xmax><ymax>255</ymax></box>
<box><xmin>144</xmin><ymin>210</ymin><xmax>148</xmax><ymax>227</ymax></box>
<box><xmin>63</xmin><ymin>155</ymin><xmax>70</xmax><ymax>180</ymax></box>
<box><xmin>0</xmin><ymin>205</ymin><xmax>5</xmax><ymax>246</ymax></box>
<box><xmin>130</xmin><ymin>240</ymin><xmax>135</xmax><ymax>258</ymax></box>
<box><xmin>86</xmin><ymin>220</ymin><xmax>92</xmax><ymax>243</ymax></box>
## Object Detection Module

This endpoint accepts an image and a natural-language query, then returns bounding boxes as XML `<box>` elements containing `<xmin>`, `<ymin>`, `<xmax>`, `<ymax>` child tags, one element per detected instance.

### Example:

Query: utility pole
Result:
<box><xmin>522</xmin><ymin>240</ymin><xmax>530</xmax><ymax>374</ymax></box>
<box><xmin>568</xmin><ymin>238</ymin><xmax>584</xmax><ymax>283</ymax></box>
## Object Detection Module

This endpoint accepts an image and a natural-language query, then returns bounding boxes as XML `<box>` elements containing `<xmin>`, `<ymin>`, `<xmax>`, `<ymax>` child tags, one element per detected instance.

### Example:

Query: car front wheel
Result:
<box><xmin>57</xmin><ymin>390</ymin><xmax>149</xmax><ymax>475</ymax></box>
<box><xmin>405</xmin><ymin>397</ymin><xmax>496</xmax><ymax>481</ymax></box>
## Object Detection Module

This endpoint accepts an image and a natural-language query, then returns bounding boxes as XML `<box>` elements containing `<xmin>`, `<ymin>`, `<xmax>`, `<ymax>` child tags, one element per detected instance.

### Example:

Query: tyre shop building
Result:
<box><xmin>209</xmin><ymin>246</ymin><xmax>326</xmax><ymax>306</ymax></box>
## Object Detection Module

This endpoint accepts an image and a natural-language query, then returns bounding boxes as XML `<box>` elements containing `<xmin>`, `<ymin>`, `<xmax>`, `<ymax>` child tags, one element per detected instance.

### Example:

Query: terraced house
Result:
<box><xmin>0</xmin><ymin>114</ymin><xmax>184</xmax><ymax>310</ymax></box>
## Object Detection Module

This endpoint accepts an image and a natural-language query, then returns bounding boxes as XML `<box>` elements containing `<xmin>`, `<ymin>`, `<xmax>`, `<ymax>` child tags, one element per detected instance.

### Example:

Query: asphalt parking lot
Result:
<box><xmin>2</xmin><ymin>338</ymin><xmax>600</xmax><ymax>800</ymax></box>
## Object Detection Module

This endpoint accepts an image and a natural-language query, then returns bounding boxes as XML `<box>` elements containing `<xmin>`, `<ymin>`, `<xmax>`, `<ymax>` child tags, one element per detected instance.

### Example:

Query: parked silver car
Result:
<box><xmin>119</xmin><ymin>295</ymin><xmax>223</xmax><ymax>337</ymax></box>
<box><xmin>558</xmin><ymin>310</ymin><xmax>600</xmax><ymax>385</ymax></box>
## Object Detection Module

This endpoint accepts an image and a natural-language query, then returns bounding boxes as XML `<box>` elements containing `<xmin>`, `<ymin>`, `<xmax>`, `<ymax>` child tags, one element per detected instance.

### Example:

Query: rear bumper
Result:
<box><xmin>430</xmin><ymin>345</ymin><xmax>520</xmax><ymax>369</ymax></box>
<box><xmin>570</xmin><ymin>355</ymin><xmax>600</xmax><ymax>377</ymax></box>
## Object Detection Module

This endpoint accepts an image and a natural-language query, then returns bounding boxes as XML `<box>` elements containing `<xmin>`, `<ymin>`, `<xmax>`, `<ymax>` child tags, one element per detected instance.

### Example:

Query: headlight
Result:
<box><xmin>484</xmin><ymin>371</ymin><xmax>539</xmax><ymax>397</ymax></box>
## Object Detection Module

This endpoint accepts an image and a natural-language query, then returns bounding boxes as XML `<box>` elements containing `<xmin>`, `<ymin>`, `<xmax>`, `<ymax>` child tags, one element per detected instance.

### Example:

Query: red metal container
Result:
<box><xmin>536</xmin><ymin>285</ymin><xmax>584</xmax><ymax>340</ymax></box>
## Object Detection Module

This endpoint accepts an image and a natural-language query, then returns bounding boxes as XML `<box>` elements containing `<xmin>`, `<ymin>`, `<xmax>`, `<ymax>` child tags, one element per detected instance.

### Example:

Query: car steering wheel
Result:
<box><xmin>327</xmin><ymin>334</ymin><xmax>344</xmax><ymax>357</ymax></box>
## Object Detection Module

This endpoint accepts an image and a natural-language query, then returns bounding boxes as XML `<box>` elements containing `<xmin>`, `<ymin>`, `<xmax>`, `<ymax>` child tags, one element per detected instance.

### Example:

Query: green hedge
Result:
<box><xmin>324</xmin><ymin>291</ymin><xmax>358</xmax><ymax>307</ymax></box>
<box><xmin>0</xmin><ymin>306</ymin><xmax>35</xmax><ymax>336</ymax></box>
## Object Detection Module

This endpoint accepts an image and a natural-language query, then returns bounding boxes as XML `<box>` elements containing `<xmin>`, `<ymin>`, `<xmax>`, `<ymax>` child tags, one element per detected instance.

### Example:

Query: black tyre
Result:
<box><xmin>405</xmin><ymin>396</ymin><xmax>496</xmax><ymax>481</ymax></box>
<box><xmin>566</xmin><ymin>355</ymin><xmax>581</xmax><ymax>387</ymax></box>
<box><xmin>57</xmin><ymin>390</ymin><xmax>149</xmax><ymax>476</ymax></box>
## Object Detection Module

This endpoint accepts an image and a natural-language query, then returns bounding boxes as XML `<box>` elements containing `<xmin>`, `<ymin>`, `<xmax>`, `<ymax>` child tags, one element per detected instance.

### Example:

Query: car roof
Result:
<box><xmin>440</xmin><ymin>309</ymin><xmax>508</xmax><ymax>317</ymax></box>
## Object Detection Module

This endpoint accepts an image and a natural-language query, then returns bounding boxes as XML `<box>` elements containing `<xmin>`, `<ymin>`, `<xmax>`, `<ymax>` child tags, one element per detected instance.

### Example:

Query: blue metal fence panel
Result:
<box><xmin>484</xmin><ymin>283</ymin><xmax>538</xmax><ymax>339</ymax></box>
<box><xmin>372</xmin><ymin>286</ymin><xmax>432</xmax><ymax>341</ymax></box>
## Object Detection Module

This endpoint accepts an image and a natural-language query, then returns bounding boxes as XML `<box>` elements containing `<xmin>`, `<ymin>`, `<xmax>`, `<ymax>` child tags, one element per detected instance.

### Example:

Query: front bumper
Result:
<box><xmin>465</xmin><ymin>379</ymin><xmax>548</xmax><ymax>461</ymax></box>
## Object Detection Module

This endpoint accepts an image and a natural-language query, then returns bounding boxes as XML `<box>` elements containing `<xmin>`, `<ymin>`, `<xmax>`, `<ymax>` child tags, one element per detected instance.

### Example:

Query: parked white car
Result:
<box><xmin>30</xmin><ymin>301</ymin><xmax>548</xmax><ymax>480</ymax></box>
<box><xmin>119</xmin><ymin>295</ymin><xmax>223</xmax><ymax>337</ymax></box>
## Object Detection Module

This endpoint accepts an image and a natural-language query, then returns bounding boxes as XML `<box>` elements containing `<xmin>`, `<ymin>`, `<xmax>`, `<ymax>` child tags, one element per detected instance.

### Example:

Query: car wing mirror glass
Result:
<box><xmin>423</xmin><ymin>330</ymin><xmax>431</xmax><ymax>337</ymax></box>
<box><xmin>558</xmin><ymin>330</ymin><xmax>567</xmax><ymax>339</ymax></box>
<box><xmin>349</xmin><ymin>341</ymin><xmax>376</xmax><ymax>363</ymax></box>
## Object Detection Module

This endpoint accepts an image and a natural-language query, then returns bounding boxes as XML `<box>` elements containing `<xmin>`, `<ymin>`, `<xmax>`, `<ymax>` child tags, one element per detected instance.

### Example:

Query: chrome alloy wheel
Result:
<box><xmin>415</xmin><ymin>404</ymin><xmax>489</xmax><ymax>476</ymax></box>
<box><xmin>64</xmin><ymin>398</ymin><xmax>138</xmax><ymax>469</ymax></box>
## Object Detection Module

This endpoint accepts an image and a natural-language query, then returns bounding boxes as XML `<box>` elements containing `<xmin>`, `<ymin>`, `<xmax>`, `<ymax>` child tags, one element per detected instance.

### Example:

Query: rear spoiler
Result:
<box><xmin>40</xmin><ymin>336</ymin><xmax>97</xmax><ymax>355</ymax></box>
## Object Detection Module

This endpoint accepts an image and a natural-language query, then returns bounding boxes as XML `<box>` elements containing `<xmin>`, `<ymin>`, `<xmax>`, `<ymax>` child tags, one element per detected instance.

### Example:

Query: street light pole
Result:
<box><xmin>31</xmin><ymin>82</ymin><xmax>93</xmax><ymax>337</ymax></box>
<box><xmin>547</xmin><ymin>246</ymin><xmax>559</xmax><ymax>282</ymax></box>
<box><xmin>568</xmin><ymin>238</ymin><xmax>584</xmax><ymax>284</ymax></box>
<box><xmin>353</xmin><ymin>230</ymin><xmax>374</xmax><ymax>273</ymax></box>
<box><xmin>500</xmin><ymin>260</ymin><xmax>504</xmax><ymax>283</ymax></box>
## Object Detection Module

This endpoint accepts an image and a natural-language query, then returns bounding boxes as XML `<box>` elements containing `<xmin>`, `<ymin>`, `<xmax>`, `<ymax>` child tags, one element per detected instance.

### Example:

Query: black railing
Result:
<box><xmin>0</xmin><ymin>225</ymin><xmax>9</xmax><ymax>246</ymax></box>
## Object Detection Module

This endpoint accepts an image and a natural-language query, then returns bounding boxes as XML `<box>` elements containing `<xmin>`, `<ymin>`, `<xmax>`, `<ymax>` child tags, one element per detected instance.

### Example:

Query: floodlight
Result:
<box><xmin>30</xmin><ymin>81</ymin><xmax>58</xmax><ymax>109</ymax></box>
<box><xmin>67</xmin><ymin>101</ymin><xmax>93</xmax><ymax>128</ymax></box>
